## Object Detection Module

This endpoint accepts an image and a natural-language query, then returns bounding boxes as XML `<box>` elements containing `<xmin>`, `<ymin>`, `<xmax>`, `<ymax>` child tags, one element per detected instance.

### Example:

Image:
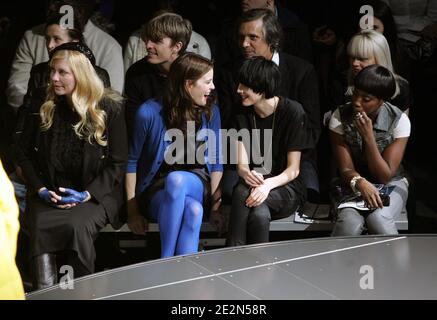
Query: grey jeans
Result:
<box><xmin>331</xmin><ymin>178</ymin><xmax>408</xmax><ymax>236</ymax></box>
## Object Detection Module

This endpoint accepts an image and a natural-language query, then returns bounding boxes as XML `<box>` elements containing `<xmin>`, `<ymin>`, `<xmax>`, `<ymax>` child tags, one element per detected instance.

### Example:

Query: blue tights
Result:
<box><xmin>149</xmin><ymin>171</ymin><xmax>204</xmax><ymax>258</ymax></box>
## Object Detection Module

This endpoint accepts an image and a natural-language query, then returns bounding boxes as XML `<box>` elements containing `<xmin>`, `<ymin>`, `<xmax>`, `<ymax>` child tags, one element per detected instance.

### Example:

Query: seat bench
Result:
<box><xmin>99</xmin><ymin>207</ymin><xmax>408</xmax><ymax>252</ymax></box>
<box><xmin>100</xmin><ymin>208</ymin><xmax>409</xmax><ymax>233</ymax></box>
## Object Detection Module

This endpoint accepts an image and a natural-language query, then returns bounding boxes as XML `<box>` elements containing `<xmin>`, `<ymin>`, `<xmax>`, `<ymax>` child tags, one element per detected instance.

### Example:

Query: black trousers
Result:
<box><xmin>227</xmin><ymin>181</ymin><xmax>301</xmax><ymax>246</ymax></box>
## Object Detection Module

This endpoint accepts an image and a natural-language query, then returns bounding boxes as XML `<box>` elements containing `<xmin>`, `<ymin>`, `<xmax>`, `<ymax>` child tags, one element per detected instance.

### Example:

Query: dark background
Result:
<box><xmin>1</xmin><ymin>0</ymin><xmax>436</xmax><ymax>215</ymax></box>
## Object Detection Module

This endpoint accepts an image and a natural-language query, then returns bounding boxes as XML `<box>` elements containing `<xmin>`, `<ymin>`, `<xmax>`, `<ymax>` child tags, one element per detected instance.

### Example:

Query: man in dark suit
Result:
<box><xmin>214</xmin><ymin>0</ymin><xmax>313</xmax><ymax>66</ymax></box>
<box><xmin>124</xmin><ymin>12</ymin><xmax>192</xmax><ymax>139</ymax></box>
<box><xmin>215</xmin><ymin>8</ymin><xmax>320</xmax><ymax>198</ymax></box>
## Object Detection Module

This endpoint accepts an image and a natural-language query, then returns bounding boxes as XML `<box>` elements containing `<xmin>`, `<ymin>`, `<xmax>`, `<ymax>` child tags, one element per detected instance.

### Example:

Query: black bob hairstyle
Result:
<box><xmin>237</xmin><ymin>57</ymin><xmax>280</xmax><ymax>99</ymax></box>
<box><xmin>353</xmin><ymin>64</ymin><xmax>396</xmax><ymax>100</ymax></box>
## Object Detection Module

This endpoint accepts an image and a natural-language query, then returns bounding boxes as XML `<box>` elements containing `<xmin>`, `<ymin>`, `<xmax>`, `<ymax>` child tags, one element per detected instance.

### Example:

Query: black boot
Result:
<box><xmin>67</xmin><ymin>251</ymin><xmax>91</xmax><ymax>279</ymax></box>
<box><xmin>31</xmin><ymin>253</ymin><xmax>57</xmax><ymax>290</ymax></box>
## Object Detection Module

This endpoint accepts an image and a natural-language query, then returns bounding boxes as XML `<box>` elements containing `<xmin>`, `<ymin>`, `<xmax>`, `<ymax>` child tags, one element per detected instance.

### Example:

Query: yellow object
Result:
<box><xmin>0</xmin><ymin>161</ymin><xmax>24</xmax><ymax>300</ymax></box>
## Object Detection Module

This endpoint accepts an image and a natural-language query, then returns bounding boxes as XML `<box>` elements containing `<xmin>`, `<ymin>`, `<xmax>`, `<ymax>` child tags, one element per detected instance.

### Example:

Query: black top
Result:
<box><xmin>158</xmin><ymin>135</ymin><xmax>209</xmax><ymax>182</ymax></box>
<box><xmin>49</xmin><ymin>101</ymin><xmax>84</xmax><ymax>190</ymax></box>
<box><xmin>252</xmin><ymin>112</ymin><xmax>275</xmax><ymax>160</ymax></box>
<box><xmin>17</xmin><ymin>95</ymin><xmax>128</xmax><ymax>228</ymax></box>
<box><xmin>124</xmin><ymin>57</ymin><xmax>168</xmax><ymax>138</ymax></box>
<box><xmin>215</xmin><ymin>52</ymin><xmax>320</xmax><ymax>144</ymax></box>
<box><xmin>234</xmin><ymin>97</ymin><xmax>314</xmax><ymax>179</ymax></box>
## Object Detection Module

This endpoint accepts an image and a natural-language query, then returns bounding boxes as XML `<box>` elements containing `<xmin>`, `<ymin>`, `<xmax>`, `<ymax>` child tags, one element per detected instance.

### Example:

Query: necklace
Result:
<box><xmin>252</xmin><ymin>97</ymin><xmax>278</xmax><ymax>175</ymax></box>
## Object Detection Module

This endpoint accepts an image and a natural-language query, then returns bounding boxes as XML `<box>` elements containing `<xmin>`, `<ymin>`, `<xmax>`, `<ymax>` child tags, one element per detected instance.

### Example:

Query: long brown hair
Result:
<box><xmin>163</xmin><ymin>53</ymin><xmax>214</xmax><ymax>133</ymax></box>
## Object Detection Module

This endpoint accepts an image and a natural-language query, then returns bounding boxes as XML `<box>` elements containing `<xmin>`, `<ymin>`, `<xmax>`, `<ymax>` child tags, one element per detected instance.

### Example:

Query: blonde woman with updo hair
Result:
<box><xmin>17</xmin><ymin>42</ymin><xmax>127</xmax><ymax>291</ymax></box>
<box><xmin>346</xmin><ymin>29</ymin><xmax>411</xmax><ymax>114</ymax></box>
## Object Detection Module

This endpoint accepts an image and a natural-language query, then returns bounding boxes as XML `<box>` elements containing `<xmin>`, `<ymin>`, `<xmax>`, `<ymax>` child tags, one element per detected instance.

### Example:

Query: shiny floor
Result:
<box><xmin>27</xmin><ymin>235</ymin><xmax>437</xmax><ymax>300</ymax></box>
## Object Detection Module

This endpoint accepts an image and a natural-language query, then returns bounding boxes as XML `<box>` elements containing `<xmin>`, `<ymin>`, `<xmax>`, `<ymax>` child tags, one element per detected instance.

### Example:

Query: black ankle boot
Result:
<box><xmin>67</xmin><ymin>251</ymin><xmax>91</xmax><ymax>279</ymax></box>
<box><xmin>31</xmin><ymin>253</ymin><xmax>57</xmax><ymax>290</ymax></box>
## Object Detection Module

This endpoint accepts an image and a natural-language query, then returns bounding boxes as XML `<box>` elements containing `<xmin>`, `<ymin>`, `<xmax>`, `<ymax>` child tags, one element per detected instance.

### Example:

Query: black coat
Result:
<box><xmin>214</xmin><ymin>4</ymin><xmax>313</xmax><ymax>67</ymax></box>
<box><xmin>17</xmin><ymin>96</ymin><xmax>128</xmax><ymax>229</ymax></box>
<box><xmin>124</xmin><ymin>57</ymin><xmax>167</xmax><ymax>139</ymax></box>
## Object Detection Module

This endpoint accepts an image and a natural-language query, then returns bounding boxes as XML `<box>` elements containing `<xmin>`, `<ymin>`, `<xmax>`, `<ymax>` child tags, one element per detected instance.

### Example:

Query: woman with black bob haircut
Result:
<box><xmin>329</xmin><ymin>64</ymin><xmax>411</xmax><ymax>236</ymax></box>
<box><xmin>227</xmin><ymin>57</ymin><xmax>313</xmax><ymax>246</ymax></box>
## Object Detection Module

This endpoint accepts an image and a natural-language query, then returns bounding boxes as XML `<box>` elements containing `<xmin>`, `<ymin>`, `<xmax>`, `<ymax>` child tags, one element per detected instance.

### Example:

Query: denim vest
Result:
<box><xmin>339</xmin><ymin>102</ymin><xmax>404</xmax><ymax>180</ymax></box>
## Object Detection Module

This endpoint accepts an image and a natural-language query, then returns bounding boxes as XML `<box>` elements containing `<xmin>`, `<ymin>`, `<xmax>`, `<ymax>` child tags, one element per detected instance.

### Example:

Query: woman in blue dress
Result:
<box><xmin>126</xmin><ymin>53</ymin><xmax>223</xmax><ymax>258</ymax></box>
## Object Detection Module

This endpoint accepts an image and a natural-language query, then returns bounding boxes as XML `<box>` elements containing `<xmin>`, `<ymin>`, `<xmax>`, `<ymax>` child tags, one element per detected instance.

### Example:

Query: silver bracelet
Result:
<box><xmin>350</xmin><ymin>175</ymin><xmax>364</xmax><ymax>195</ymax></box>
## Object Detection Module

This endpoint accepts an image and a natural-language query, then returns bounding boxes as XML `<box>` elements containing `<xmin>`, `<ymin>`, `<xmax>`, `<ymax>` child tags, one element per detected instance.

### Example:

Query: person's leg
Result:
<box><xmin>221</xmin><ymin>168</ymin><xmax>239</xmax><ymax>203</ymax></box>
<box><xmin>147</xmin><ymin>189</ymin><xmax>165</xmax><ymax>222</ymax></box>
<box><xmin>66</xmin><ymin>251</ymin><xmax>90</xmax><ymax>279</ymax></box>
<box><xmin>246</xmin><ymin>185</ymin><xmax>301</xmax><ymax>244</ymax></box>
<box><xmin>31</xmin><ymin>253</ymin><xmax>57</xmax><ymax>290</ymax></box>
<box><xmin>265</xmin><ymin>185</ymin><xmax>301</xmax><ymax>220</ymax></box>
<box><xmin>28</xmin><ymin>198</ymin><xmax>106</xmax><ymax>288</ymax></box>
<box><xmin>331</xmin><ymin>208</ymin><xmax>365</xmax><ymax>236</ymax></box>
<box><xmin>9</xmin><ymin>171</ymin><xmax>27</xmax><ymax>219</ymax></box>
<box><xmin>155</xmin><ymin>171</ymin><xmax>204</xmax><ymax>258</ymax></box>
<box><xmin>247</xmin><ymin>203</ymin><xmax>271</xmax><ymax>244</ymax></box>
<box><xmin>227</xmin><ymin>182</ymin><xmax>251</xmax><ymax>247</ymax></box>
<box><xmin>366</xmin><ymin>179</ymin><xmax>408</xmax><ymax>235</ymax></box>
<box><xmin>300</xmin><ymin>156</ymin><xmax>320</xmax><ymax>196</ymax></box>
<box><xmin>175</xmin><ymin>196</ymin><xmax>203</xmax><ymax>255</ymax></box>
<box><xmin>64</xmin><ymin>202</ymin><xmax>108</xmax><ymax>274</ymax></box>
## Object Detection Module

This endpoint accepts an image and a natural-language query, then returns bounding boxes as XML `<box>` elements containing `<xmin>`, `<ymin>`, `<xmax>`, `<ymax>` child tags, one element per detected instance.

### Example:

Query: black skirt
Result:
<box><xmin>27</xmin><ymin>196</ymin><xmax>108</xmax><ymax>273</ymax></box>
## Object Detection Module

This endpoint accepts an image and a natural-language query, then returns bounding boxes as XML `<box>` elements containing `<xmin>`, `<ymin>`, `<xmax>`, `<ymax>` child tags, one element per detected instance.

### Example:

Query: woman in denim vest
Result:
<box><xmin>329</xmin><ymin>65</ymin><xmax>410</xmax><ymax>235</ymax></box>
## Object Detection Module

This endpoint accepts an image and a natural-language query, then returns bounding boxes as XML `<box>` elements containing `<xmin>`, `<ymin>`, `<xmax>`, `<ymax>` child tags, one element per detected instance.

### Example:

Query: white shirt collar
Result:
<box><xmin>83</xmin><ymin>20</ymin><xmax>96</xmax><ymax>37</ymax></box>
<box><xmin>272</xmin><ymin>51</ymin><xmax>280</xmax><ymax>66</ymax></box>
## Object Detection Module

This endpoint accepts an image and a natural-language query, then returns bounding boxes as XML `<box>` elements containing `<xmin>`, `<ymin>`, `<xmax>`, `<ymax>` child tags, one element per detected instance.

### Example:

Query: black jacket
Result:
<box><xmin>124</xmin><ymin>57</ymin><xmax>168</xmax><ymax>139</ymax></box>
<box><xmin>17</xmin><ymin>96</ymin><xmax>128</xmax><ymax>228</ymax></box>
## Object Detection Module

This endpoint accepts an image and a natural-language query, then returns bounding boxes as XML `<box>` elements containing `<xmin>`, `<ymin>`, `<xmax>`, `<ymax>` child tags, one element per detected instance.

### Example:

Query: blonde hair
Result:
<box><xmin>346</xmin><ymin>30</ymin><xmax>400</xmax><ymax>97</ymax></box>
<box><xmin>40</xmin><ymin>50</ymin><xmax>110</xmax><ymax>146</ymax></box>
